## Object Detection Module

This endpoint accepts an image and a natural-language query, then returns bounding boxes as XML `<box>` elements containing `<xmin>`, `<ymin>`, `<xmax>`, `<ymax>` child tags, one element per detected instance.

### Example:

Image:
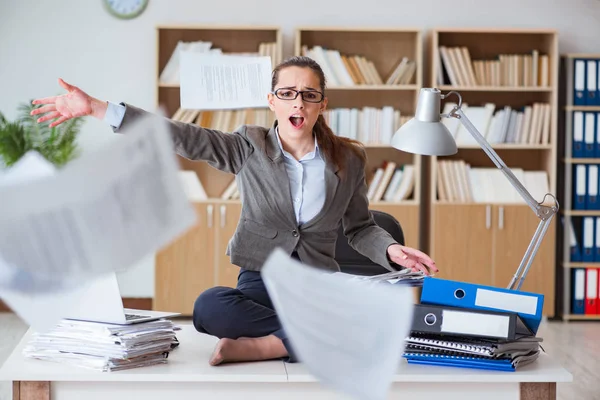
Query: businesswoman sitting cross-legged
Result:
<box><xmin>31</xmin><ymin>55</ymin><xmax>438</xmax><ymax>366</ymax></box>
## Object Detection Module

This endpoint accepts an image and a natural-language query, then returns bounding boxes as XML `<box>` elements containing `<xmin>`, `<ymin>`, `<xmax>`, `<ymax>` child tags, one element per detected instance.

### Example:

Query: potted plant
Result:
<box><xmin>0</xmin><ymin>101</ymin><xmax>83</xmax><ymax>168</ymax></box>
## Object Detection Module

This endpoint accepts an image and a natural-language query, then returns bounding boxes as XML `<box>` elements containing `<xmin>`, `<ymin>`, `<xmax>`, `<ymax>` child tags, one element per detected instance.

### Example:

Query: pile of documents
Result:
<box><xmin>403</xmin><ymin>330</ymin><xmax>542</xmax><ymax>372</ymax></box>
<box><xmin>335</xmin><ymin>269</ymin><xmax>426</xmax><ymax>287</ymax></box>
<box><xmin>403</xmin><ymin>277</ymin><xmax>545</xmax><ymax>371</ymax></box>
<box><xmin>22</xmin><ymin>319</ymin><xmax>178</xmax><ymax>371</ymax></box>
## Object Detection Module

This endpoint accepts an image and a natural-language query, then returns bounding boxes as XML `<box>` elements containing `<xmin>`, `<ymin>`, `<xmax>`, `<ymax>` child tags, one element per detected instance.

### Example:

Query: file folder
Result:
<box><xmin>574</xmin><ymin>59</ymin><xmax>586</xmax><ymax>106</ymax></box>
<box><xmin>411</xmin><ymin>303</ymin><xmax>533</xmax><ymax>340</ymax></box>
<box><xmin>573</xmin><ymin>111</ymin><xmax>584</xmax><ymax>158</ymax></box>
<box><xmin>595</xmin><ymin>217</ymin><xmax>600</xmax><ymax>261</ymax></box>
<box><xmin>568</xmin><ymin>217</ymin><xmax>582</xmax><ymax>262</ymax></box>
<box><xmin>420</xmin><ymin>277</ymin><xmax>544</xmax><ymax>334</ymax></box>
<box><xmin>588</xmin><ymin>165</ymin><xmax>599</xmax><ymax>209</ymax></box>
<box><xmin>596</xmin><ymin>112</ymin><xmax>600</xmax><ymax>157</ymax></box>
<box><xmin>574</xmin><ymin>164</ymin><xmax>587</xmax><ymax>210</ymax></box>
<box><xmin>597</xmin><ymin>61</ymin><xmax>600</xmax><ymax>106</ymax></box>
<box><xmin>572</xmin><ymin>268</ymin><xmax>585</xmax><ymax>315</ymax></box>
<box><xmin>587</xmin><ymin>59</ymin><xmax>597</xmax><ymax>105</ymax></box>
<box><xmin>582</xmin><ymin>217</ymin><xmax>595</xmax><ymax>262</ymax></box>
<box><xmin>585</xmin><ymin>268</ymin><xmax>598</xmax><ymax>315</ymax></box>
<box><xmin>585</xmin><ymin>113</ymin><xmax>596</xmax><ymax>158</ymax></box>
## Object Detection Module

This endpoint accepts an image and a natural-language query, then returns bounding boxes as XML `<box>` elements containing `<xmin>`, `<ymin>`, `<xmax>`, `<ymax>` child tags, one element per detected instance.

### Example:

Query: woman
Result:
<box><xmin>31</xmin><ymin>56</ymin><xmax>438</xmax><ymax>366</ymax></box>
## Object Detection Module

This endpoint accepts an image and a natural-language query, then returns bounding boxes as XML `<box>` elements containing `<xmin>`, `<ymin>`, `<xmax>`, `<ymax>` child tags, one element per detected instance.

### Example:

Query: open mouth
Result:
<box><xmin>289</xmin><ymin>116</ymin><xmax>305</xmax><ymax>128</ymax></box>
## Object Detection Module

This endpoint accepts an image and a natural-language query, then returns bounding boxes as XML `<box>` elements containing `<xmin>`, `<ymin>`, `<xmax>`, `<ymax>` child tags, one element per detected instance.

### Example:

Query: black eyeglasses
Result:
<box><xmin>271</xmin><ymin>88</ymin><xmax>324</xmax><ymax>103</ymax></box>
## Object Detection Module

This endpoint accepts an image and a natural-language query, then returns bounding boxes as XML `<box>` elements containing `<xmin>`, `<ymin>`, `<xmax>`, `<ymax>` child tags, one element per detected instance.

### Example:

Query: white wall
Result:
<box><xmin>1</xmin><ymin>0</ymin><xmax>600</xmax><ymax>297</ymax></box>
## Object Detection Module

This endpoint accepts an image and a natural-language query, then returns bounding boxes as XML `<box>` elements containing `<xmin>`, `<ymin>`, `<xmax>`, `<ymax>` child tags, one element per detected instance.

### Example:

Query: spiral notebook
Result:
<box><xmin>405</xmin><ymin>335</ymin><xmax>542</xmax><ymax>358</ymax></box>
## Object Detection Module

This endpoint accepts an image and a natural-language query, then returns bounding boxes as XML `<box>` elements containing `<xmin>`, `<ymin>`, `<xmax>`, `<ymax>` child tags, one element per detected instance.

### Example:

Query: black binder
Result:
<box><xmin>411</xmin><ymin>303</ymin><xmax>534</xmax><ymax>341</ymax></box>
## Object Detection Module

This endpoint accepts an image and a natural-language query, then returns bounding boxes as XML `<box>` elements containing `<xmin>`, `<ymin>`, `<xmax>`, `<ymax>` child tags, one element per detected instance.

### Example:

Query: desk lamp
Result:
<box><xmin>391</xmin><ymin>88</ymin><xmax>559</xmax><ymax>291</ymax></box>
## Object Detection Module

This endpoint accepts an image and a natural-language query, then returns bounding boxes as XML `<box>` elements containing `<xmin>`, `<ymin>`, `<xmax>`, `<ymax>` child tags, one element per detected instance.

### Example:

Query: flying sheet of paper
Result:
<box><xmin>0</xmin><ymin>151</ymin><xmax>94</xmax><ymax>331</ymax></box>
<box><xmin>262</xmin><ymin>248</ymin><xmax>414</xmax><ymax>400</ymax></box>
<box><xmin>0</xmin><ymin>112</ymin><xmax>197</xmax><ymax>285</ymax></box>
<box><xmin>180</xmin><ymin>52</ymin><xmax>272</xmax><ymax>110</ymax></box>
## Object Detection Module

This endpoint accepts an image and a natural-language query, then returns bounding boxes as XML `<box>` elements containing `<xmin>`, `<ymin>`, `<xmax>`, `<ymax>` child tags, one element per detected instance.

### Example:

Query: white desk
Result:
<box><xmin>0</xmin><ymin>325</ymin><xmax>572</xmax><ymax>400</ymax></box>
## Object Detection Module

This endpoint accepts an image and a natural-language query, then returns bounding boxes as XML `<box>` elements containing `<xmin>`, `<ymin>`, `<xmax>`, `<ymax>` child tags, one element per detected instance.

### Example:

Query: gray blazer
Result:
<box><xmin>116</xmin><ymin>104</ymin><xmax>399</xmax><ymax>273</ymax></box>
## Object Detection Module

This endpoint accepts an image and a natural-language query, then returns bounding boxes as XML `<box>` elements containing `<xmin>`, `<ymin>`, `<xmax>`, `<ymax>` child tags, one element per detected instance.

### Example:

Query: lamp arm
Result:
<box><xmin>450</xmin><ymin>107</ymin><xmax>559</xmax><ymax>291</ymax></box>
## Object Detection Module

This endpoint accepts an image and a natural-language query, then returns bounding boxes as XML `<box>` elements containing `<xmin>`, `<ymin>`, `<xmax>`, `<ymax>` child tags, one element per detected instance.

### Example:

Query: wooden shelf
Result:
<box><xmin>458</xmin><ymin>144</ymin><xmax>553</xmax><ymax>150</ymax></box>
<box><xmin>562</xmin><ymin>210</ymin><xmax>600</xmax><ymax>216</ymax></box>
<box><xmin>564</xmin><ymin>105</ymin><xmax>600</xmax><ymax>111</ymax></box>
<box><xmin>557</xmin><ymin>54</ymin><xmax>600</xmax><ymax>321</ymax></box>
<box><xmin>563</xmin><ymin>262</ymin><xmax>600</xmax><ymax>269</ymax></box>
<box><xmin>437</xmin><ymin>85</ymin><xmax>553</xmax><ymax>92</ymax></box>
<box><xmin>156</xmin><ymin>25</ymin><xmax>282</xmax><ymax>199</ymax></box>
<box><xmin>295</xmin><ymin>26</ymin><xmax>424</xmax><ymax>249</ymax></box>
<box><xmin>158</xmin><ymin>84</ymin><xmax>420</xmax><ymax>91</ymax></box>
<box><xmin>563</xmin><ymin>158</ymin><xmax>600</xmax><ymax>164</ymax></box>
<box><xmin>428</xmin><ymin>28</ymin><xmax>559</xmax><ymax>318</ymax></box>
<box><xmin>326</xmin><ymin>85</ymin><xmax>418</xmax><ymax>91</ymax></box>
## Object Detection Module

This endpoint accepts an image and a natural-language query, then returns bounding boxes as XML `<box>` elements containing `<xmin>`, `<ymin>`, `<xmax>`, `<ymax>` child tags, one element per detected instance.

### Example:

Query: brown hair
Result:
<box><xmin>271</xmin><ymin>56</ymin><xmax>366</xmax><ymax>176</ymax></box>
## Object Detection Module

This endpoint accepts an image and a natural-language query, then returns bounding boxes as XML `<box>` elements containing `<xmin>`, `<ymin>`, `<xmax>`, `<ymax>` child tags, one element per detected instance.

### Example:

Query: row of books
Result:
<box><xmin>171</xmin><ymin>108</ymin><xmax>275</xmax><ymax>133</ymax></box>
<box><xmin>436</xmin><ymin>159</ymin><xmax>549</xmax><ymax>204</ymax></box>
<box><xmin>366</xmin><ymin>162</ymin><xmax>415</xmax><ymax>202</ymax></box>
<box><xmin>171</xmin><ymin>106</ymin><xmax>412</xmax><ymax>147</ymax></box>
<box><xmin>23</xmin><ymin>319</ymin><xmax>179</xmax><ymax>372</ymax></box>
<box><xmin>438</xmin><ymin>46</ymin><xmax>550</xmax><ymax>87</ymax></box>
<box><xmin>442</xmin><ymin>102</ymin><xmax>552</xmax><ymax>146</ymax></box>
<box><xmin>159</xmin><ymin>40</ymin><xmax>279</xmax><ymax>85</ymax></box>
<box><xmin>300</xmin><ymin>45</ymin><xmax>416</xmax><ymax>87</ymax></box>
<box><xmin>323</xmin><ymin>107</ymin><xmax>412</xmax><ymax>146</ymax></box>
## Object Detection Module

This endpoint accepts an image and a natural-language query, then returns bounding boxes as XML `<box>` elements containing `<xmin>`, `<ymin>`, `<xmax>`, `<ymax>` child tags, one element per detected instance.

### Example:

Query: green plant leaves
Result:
<box><xmin>0</xmin><ymin>101</ymin><xmax>82</xmax><ymax>168</ymax></box>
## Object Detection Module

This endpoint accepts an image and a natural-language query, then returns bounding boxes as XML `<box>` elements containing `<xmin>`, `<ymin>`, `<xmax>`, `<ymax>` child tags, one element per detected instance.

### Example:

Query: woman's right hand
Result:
<box><xmin>31</xmin><ymin>78</ymin><xmax>107</xmax><ymax>128</ymax></box>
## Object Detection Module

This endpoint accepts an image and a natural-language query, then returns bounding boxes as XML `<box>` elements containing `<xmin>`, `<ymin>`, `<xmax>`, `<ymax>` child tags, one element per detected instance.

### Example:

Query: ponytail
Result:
<box><xmin>314</xmin><ymin>114</ymin><xmax>366</xmax><ymax>178</ymax></box>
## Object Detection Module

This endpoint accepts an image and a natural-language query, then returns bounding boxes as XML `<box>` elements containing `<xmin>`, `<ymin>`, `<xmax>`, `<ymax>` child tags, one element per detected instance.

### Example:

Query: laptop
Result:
<box><xmin>63</xmin><ymin>272</ymin><xmax>180</xmax><ymax>325</ymax></box>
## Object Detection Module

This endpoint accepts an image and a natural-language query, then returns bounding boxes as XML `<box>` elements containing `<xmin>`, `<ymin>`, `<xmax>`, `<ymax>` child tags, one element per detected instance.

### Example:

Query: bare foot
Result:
<box><xmin>209</xmin><ymin>335</ymin><xmax>287</xmax><ymax>366</ymax></box>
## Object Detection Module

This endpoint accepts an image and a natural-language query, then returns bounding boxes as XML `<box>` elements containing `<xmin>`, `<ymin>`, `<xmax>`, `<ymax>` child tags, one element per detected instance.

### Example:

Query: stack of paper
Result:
<box><xmin>334</xmin><ymin>269</ymin><xmax>427</xmax><ymax>287</ymax></box>
<box><xmin>22</xmin><ymin>319</ymin><xmax>178</xmax><ymax>371</ymax></box>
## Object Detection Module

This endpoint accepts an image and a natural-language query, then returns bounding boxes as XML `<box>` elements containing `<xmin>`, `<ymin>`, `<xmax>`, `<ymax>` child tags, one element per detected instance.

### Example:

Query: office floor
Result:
<box><xmin>0</xmin><ymin>313</ymin><xmax>599</xmax><ymax>400</ymax></box>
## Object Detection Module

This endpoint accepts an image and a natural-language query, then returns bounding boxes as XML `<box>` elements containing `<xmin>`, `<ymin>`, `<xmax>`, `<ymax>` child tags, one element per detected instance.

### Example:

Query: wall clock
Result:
<box><xmin>103</xmin><ymin>0</ymin><xmax>149</xmax><ymax>19</ymax></box>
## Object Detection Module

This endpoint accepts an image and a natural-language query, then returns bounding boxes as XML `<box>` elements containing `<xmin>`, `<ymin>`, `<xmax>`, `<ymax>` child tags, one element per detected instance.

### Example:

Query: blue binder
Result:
<box><xmin>573</xmin><ymin>111</ymin><xmax>584</xmax><ymax>158</ymax></box>
<box><xmin>574</xmin><ymin>164</ymin><xmax>587</xmax><ymax>210</ymax></box>
<box><xmin>567</xmin><ymin>217</ymin><xmax>582</xmax><ymax>262</ymax></box>
<box><xmin>574</xmin><ymin>58</ymin><xmax>586</xmax><ymax>106</ymax></box>
<box><xmin>403</xmin><ymin>353</ymin><xmax>516</xmax><ymax>372</ymax></box>
<box><xmin>571</xmin><ymin>268</ymin><xmax>585</xmax><ymax>315</ymax></box>
<box><xmin>420</xmin><ymin>277</ymin><xmax>544</xmax><ymax>334</ymax></box>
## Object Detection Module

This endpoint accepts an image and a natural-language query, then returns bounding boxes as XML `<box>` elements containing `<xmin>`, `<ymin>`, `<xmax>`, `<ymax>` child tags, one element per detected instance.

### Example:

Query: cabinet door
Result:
<box><xmin>154</xmin><ymin>203</ymin><xmax>216</xmax><ymax>315</ymax></box>
<box><xmin>492</xmin><ymin>205</ymin><xmax>555</xmax><ymax>316</ymax></box>
<box><xmin>369</xmin><ymin>203</ymin><xmax>420</xmax><ymax>249</ymax></box>
<box><xmin>431</xmin><ymin>204</ymin><xmax>494</xmax><ymax>285</ymax></box>
<box><xmin>215</xmin><ymin>203</ymin><xmax>243</xmax><ymax>288</ymax></box>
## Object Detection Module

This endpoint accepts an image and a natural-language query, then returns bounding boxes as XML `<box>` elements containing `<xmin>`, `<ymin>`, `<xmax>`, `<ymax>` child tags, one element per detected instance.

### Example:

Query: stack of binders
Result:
<box><xmin>403</xmin><ymin>277</ymin><xmax>545</xmax><ymax>372</ymax></box>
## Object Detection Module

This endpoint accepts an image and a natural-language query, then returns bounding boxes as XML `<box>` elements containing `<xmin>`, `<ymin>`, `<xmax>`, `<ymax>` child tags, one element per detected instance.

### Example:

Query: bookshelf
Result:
<box><xmin>294</xmin><ymin>26</ymin><xmax>423</xmax><ymax>249</ymax></box>
<box><xmin>156</xmin><ymin>25</ymin><xmax>282</xmax><ymax>200</ymax></box>
<box><xmin>428</xmin><ymin>28</ymin><xmax>559</xmax><ymax>317</ymax></box>
<box><xmin>557</xmin><ymin>53</ymin><xmax>600</xmax><ymax>321</ymax></box>
<box><xmin>154</xmin><ymin>25</ymin><xmax>282</xmax><ymax>314</ymax></box>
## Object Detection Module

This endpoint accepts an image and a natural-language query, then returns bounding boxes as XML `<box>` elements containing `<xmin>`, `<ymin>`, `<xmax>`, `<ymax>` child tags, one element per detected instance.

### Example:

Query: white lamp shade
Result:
<box><xmin>391</xmin><ymin>118</ymin><xmax>458</xmax><ymax>156</ymax></box>
<box><xmin>390</xmin><ymin>88</ymin><xmax>458</xmax><ymax>156</ymax></box>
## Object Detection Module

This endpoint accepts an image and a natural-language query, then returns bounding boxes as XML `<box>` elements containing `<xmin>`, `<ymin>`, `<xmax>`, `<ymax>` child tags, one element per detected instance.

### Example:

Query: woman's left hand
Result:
<box><xmin>387</xmin><ymin>244</ymin><xmax>438</xmax><ymax>275</ymax></box>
